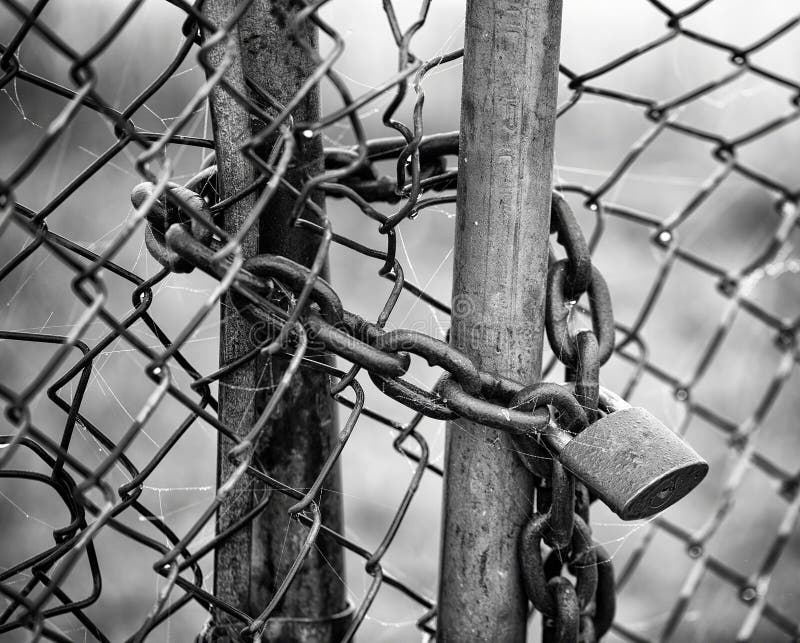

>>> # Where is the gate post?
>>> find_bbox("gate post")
[438,0,563,640]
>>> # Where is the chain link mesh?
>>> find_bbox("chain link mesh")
[0,1,798,641]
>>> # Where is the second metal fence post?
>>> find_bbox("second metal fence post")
[438,0,563,640]
[203,1,348,640]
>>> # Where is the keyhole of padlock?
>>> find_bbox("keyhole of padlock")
[650,478,676,509]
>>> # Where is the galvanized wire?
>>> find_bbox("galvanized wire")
[0,1,798,641]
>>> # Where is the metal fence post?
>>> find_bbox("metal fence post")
[203,1,347,641]
[438,0,563,640]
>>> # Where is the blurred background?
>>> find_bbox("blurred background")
[0,0,798,641]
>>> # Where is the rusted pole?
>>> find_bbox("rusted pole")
[203,2,347,641]
[438,0,563,641]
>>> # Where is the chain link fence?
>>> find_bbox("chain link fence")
[0,0,798,641]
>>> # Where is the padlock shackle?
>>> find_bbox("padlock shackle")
[510,382,589,435]
[563,381,632,414]
[596,386,632,413]
[545,418,572,452]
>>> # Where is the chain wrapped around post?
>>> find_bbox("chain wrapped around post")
[131,165,705,642]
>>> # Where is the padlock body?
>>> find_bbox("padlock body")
[557,407,708,520]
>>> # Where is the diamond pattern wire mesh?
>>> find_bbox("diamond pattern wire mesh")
[0,1,798,641]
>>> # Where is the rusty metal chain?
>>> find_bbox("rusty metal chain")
[134,174,643,643]
[136,177,567,434]
[130,172,619,642]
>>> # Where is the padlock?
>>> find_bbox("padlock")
[512,384,708,520]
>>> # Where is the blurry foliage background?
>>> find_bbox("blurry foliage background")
[1,1,799,641]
